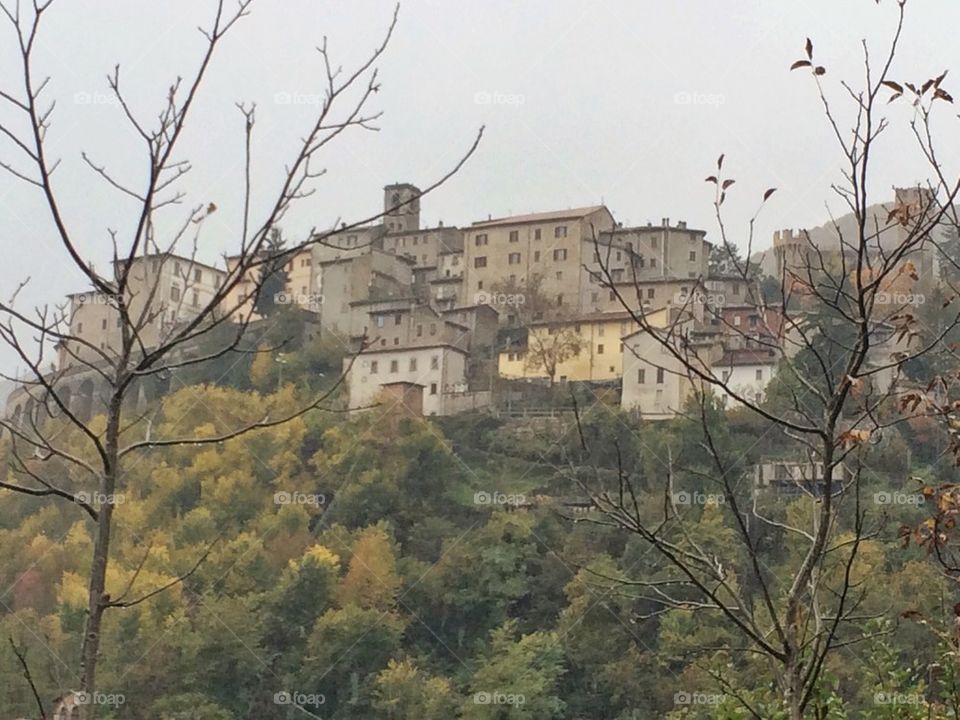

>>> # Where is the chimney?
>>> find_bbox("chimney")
[678,220,687,229]
[662,217,669,227]
[438,220,443,227]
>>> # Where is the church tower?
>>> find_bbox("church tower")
[383,182,421,233]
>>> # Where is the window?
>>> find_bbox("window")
[597,344,604,354]
[638,368,646,384]
[394,337,400,345]
[597,324,605,336]
[555,271,562,280]
[556,294,563,306]
[509,230,519,243]
[591,292,599,302]
[430,355,439,369]
[410,358,418,371]
[655,389,664,404]
[554,225,568,238]
[609,290,616,301]
[656,367,665,384]
[370,360,379,374]
[475,234,488,247]
[192,289,199,307]
[394,313,402,326]
[553,248,568,261]
[756,368,763,381]
[749,316,758,327]
[474,257,487,268]
[429,323,437,336]
[734,316,742,327]
[733,283,741,296]
[534,251,541,262]
[170,285,181,301]
[376,316,385,328]
[101,318,107,330]
[650,258,657,267]
[478,280,484,289]
[194,268,202,282]
[689,251,697,262]
[651,237,658,249]
[534,228,542,240]
[647,288,655,299]
[722,370,730,382]
[508,253,521,265]
[430,383,438,395]
[416,324,423,337]
[77,322,83,332]
[390,360,399,373]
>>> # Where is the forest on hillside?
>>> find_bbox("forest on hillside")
[1,312,960,719]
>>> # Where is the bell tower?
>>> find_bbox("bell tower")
[383,182,421,233]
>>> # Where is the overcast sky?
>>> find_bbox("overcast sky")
[1,0,958,376]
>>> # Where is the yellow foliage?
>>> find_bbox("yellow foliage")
[249,345,274,388]
[337,527,400,611]
[58,571,89,609]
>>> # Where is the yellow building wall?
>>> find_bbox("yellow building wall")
[499,309,667,382]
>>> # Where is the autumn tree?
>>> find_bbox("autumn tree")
[577,2,960,717]
[0,2,480,717]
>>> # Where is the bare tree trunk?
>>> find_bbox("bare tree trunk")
[78,392,121,720]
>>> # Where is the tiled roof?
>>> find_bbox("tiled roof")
[470,205,607,228]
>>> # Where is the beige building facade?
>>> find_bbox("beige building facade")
[60,254,226,368]
[462,206,615,319]
[621,317,723,419]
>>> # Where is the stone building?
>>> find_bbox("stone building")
[58,253,226,368]
[621,312,724,419]
[461,206,615,319]
[598,218,711,281]
[222,246,317,323]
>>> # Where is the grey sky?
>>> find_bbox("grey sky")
[1,0,958,375]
